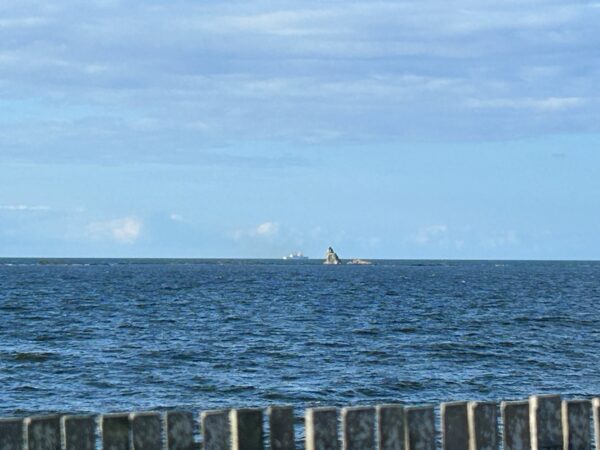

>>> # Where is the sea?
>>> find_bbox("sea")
[0,258,599,417]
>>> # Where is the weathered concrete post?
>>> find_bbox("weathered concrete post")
[441,402,469,450]
[0,418,24,450]
[341,406,375,450]
[530,395,563,450]
[305,407,339,450]
[230,408,263,450]
[561,400,590,450]
[267,406,295,450]
[467,402,497,450]
[404,406,436,450]
[130,412,162,450]
[501,401,530,450]
[101,413,131,450]
[202,409,231,450]
[165,411,195,450]
[1,397,599,450]
[26,415,61,450]
[376,404,405,450]
[61,415,96,450]
[592,399,600,450]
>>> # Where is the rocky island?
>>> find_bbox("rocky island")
[324,246,342,264]
[347,259,372,265]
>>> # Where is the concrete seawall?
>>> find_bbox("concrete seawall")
[0,395,598,450]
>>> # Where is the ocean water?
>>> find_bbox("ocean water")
[0,258,599,416]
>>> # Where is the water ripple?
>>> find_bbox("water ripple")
[0,259,599,415]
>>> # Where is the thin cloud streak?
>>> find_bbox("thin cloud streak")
[0,204,51,211]
[466,97,587,112]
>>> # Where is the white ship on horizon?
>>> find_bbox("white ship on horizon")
[283,252,309,260]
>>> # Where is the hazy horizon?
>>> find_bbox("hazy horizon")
[2,256,600,262]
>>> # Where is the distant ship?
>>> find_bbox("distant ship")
[283,252,309,260]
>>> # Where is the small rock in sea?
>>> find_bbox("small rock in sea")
[324,246,342,264]
[347,259,373,265]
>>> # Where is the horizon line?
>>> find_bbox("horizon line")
[1,256,599,262]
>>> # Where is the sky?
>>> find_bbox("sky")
[1,0,599,259]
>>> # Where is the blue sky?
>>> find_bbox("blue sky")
[1,0,599,259]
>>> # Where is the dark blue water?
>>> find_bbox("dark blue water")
[1,259,599,416]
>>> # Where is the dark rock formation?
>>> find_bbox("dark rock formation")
[324,246,342,265]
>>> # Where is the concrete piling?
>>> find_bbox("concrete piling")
[0,395,597,450]
[561,400,591,450]
[467,402,497,450]
[165,411,195,450]
[441,402,469,450]
[130,412,162,450]
[230,408,263,450]
[530,395,563,450]
[501,401,530,450]
[405,406,436,450]
[25,415,61,450]
[592,399,600,450]
[267,406,294,450]
[341,406,375,450]
[377,404,405,450]
[101,413,131,450]
[61,415,96,450]
[305,407,339,450]
[0,418,24,450]
[202,409,231,450]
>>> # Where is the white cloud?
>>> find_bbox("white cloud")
[466,97,586,112]
[87,216,142,244]
[415,224,448,244]
[255,221,279,236]
[232,221,280,240]
[217,10,337,37]
[1,0,599,159]
[169,213,184,222]
[0,204,51,211]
